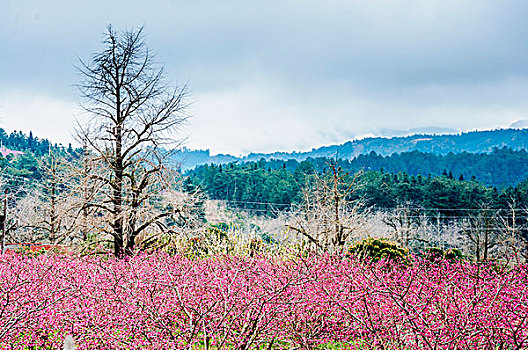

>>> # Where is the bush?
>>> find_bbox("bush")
[425,247,464,262]
[348,238,408,262]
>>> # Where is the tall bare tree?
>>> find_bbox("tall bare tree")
[287,163,366,253]
[76,25,189,256]
[496,199,528,263]
[460,205,503,262]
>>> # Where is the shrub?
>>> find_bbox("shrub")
[348,238,408,262]
[425,247,464,261]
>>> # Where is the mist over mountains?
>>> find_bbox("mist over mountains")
[175,128,528,171]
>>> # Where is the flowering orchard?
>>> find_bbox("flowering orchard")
[0,253,527,349]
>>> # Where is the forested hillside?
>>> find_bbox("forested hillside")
[190,147,528,194]
[348,148,528,187]
[305,128,528,159]
[176,128,528,170]
[0,128,79,189]
[189,157,528,214]
[266,147,528,188]
[0,128,53,156]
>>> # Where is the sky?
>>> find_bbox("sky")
[1,0,528,156]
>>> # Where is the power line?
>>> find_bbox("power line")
[2,172,528,216]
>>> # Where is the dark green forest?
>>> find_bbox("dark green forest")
[191,147,528,189]
[0,128,78,191]
[3,128,528,219]
[0,129,52,156]
[189,155,528,215]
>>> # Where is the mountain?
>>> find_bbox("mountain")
[510,120,528,129]
[376,126,459,137]
[174,128,528,171]
[171,148,239,170]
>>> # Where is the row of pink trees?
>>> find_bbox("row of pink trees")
[1,253,527,349]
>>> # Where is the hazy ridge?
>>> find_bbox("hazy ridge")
[176,128,528,171]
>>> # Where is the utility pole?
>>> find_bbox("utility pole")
[1,189,8,254]
[49,146,57,243]
[82,142,89,241]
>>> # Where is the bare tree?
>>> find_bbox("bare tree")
[382,203,423,248]
[35,151,80,243]
[6,151,82,246]
[287,163,366,253]
[460,205,504,262]
[496,199,528,263]
[76,25,189,256]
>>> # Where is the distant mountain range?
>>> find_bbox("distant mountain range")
[174,128,528,171]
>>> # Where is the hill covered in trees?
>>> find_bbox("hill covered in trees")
[0,128,79,189]
[175,128,528,170]
[191,147,528,189]
[189,156,528,215]
[0,129,52,156]
[4,127,527,190]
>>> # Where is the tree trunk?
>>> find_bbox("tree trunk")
[113,89,124,257]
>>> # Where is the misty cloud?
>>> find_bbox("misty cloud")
[2,0,528,154]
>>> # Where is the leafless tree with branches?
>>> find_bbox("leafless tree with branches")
[287,163,367,253]
[76,25,190,256]
[459,205,504,262]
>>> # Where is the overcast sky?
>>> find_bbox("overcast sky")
[1,0,528,155]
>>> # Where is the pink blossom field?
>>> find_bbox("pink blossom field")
[0,253,527,349]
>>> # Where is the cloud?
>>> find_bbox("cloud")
[2,0,528,154]
[188,76,528,155]
[0,92,78,145]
